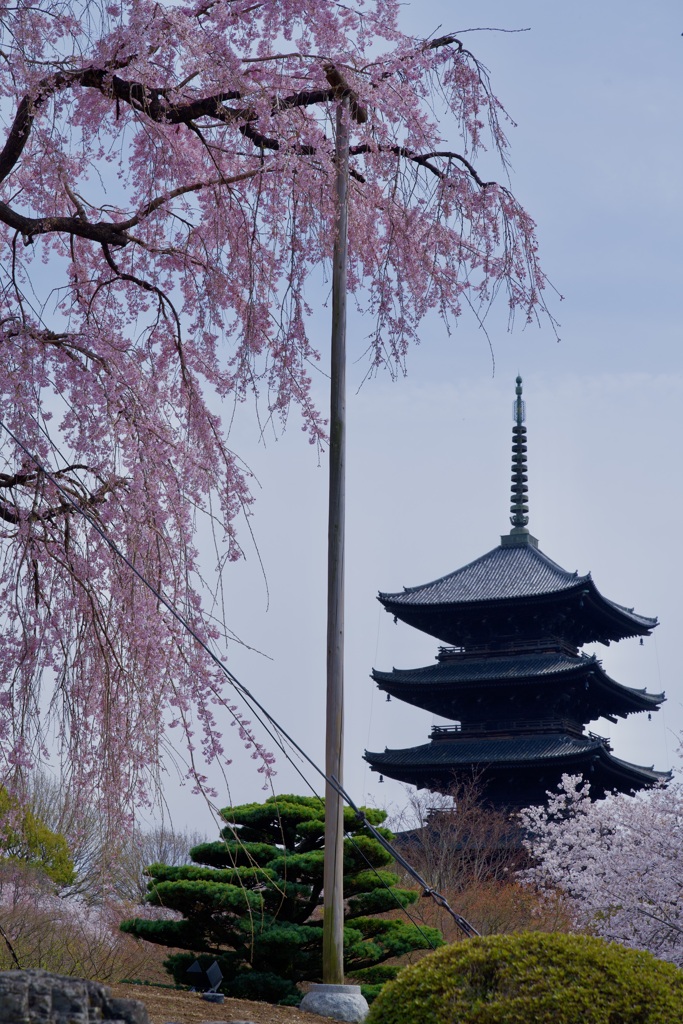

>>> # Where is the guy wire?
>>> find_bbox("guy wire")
[0,418,478,939]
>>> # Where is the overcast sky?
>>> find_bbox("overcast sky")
[160,0,683,835]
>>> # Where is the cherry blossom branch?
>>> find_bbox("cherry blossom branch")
[0,200,130,246]
[99,242,186,378]
[349,144,496,187]
[0,0,553,830]
[117,168,269,231]
[0,469,124,527]
[0,56,140,183]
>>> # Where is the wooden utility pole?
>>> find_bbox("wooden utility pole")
[322,97,349,987]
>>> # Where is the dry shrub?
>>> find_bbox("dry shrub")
[410,877,572,943]
[389,782,573,942]
[0,862,174,982]
[0,773,209,984]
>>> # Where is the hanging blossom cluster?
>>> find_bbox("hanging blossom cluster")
[521,775,683,966]
[0,0,551,826]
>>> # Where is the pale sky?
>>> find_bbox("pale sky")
[158,0,683,834]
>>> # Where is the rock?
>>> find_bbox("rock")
[103,996,149,1024]
[0,970,149,1024]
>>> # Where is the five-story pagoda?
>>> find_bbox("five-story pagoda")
[364,378,669,808]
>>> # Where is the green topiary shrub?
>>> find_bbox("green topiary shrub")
[366,932,683,1024]
[122,794,442,1004]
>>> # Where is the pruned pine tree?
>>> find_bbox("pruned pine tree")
[121,794,442,1004]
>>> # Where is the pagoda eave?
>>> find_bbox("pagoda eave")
[380,580,656,648]
[371,653,665,721]
[364,733,670,808]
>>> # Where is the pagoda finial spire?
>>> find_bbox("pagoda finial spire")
[510,375,529,532]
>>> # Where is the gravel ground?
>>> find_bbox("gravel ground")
[108,983,345,1024]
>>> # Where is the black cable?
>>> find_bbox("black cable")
[337,779,479,938]
[0,418,479,939]
[339,820,443,950]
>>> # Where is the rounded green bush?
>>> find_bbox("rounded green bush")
[366,932,683,1024]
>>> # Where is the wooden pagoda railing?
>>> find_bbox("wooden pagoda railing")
[430,719,611,747]
[436,637,581,660]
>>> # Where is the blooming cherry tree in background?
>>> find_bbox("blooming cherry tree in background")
[521,775,683,965]
[0,0,550,827]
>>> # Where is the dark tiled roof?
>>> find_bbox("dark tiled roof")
[372,651,665,708]
[364,734,668,784]
[374,651,589,684]
[607,751,671,783]
[366,732,603,767]
[380,543,583,605]
[378,540,657,635]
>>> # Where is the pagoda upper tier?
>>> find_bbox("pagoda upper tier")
[378,532,657,650]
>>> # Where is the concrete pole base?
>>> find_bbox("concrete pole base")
[300,983,369,1022]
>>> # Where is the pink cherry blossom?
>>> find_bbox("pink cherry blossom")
[0,0,551,828]
[521,774,683,965]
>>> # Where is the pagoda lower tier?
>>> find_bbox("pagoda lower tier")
[364,724,671,809]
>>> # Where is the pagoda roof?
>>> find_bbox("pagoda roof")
[372,651,664,718]
[378,536,657,647]
[366,732,648,770]
[382,541,582,607]
[364,731,670,803]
